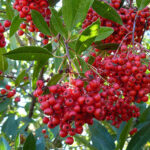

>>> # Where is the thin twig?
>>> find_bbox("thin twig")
[140,20,148,43]
[15,34,25,46]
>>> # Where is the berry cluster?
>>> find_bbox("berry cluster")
[34,51,150,144]
[0,20,11,48]
[83,5,150,45]
[0,83,20,102]
[13,0,51,44]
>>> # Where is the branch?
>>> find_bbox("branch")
[140,20,148,43]
[25,66,45,131]
[132,12,139,47]
[15,34,25,46]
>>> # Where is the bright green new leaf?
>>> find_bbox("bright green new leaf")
[76,19,100,54]
[0,137,11,150]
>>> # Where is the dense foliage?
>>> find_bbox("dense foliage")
[0,0,150,149]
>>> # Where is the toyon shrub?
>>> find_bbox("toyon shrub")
[0,0,150,149]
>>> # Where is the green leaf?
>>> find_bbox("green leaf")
[4,46,53,61]
[76,19,100,54]
[10,15,23,37]
[23,133,36,150]
[0,100,11,113]
[75,135,96,150]
[77,56,89,73]
[62,0,94,30]
[0,48,8,72]
[15,70,28,86]
[89,120,115,150]
[95,27,114,41]
[6,0,14,20]
[50,8,68,38]
[138,106,150,123]
[0,137,11,150]
[136,0,150,10]
[49,19,58,36]
[31,10,51,36]
[88,55,95,65]
[15,134,20,150]
[127,122,150,150]
[47,74,63,86]
[116,119,133,150]
[95,43,119,50]
[43,43,52,52]
[92,0,123,25]
[2,116,20,140]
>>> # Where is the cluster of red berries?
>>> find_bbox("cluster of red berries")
[34,51,150,144]
[13,0,51,44]
[0,84,20,102]
[130,127,138,135]
[83,5,150,45]
[0,20,11,48]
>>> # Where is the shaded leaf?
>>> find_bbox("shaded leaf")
[95,43,119,50]
[77,56,89,73]
[92,0,123,25]
[23,133,36,150]
[127,122,150,150]
[89,120,115,150]
[10,15,23,37]
[116,119,133,150]
[0,48,8,72]
[4,46,53,61]
[31,10,51,36]
[15,70,28,86]
[47,74,63,86]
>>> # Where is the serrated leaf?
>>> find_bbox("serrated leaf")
[62,0,94,30]
[15,70,28,86]
[0,48,8,72]
[127,122,150,150]
[4,46,53,61]
[0,137,11,150]
[76,19,100,54]
[47,74,63,86]
[95,43,119,50]
[31,10,51,36]
[50,8,67,38]
[77,56,89,73]
[92,0,123,25]
[2,116,20,140]
[89,120,115,150]
[23,133,36,150]
[95,27,114,41]
[116,119,133,150]
[136,0,150,10]
[10,15,23,37]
